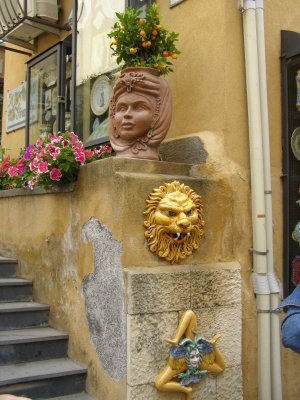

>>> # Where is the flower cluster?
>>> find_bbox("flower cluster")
[0,132,112,191]
[107,3,180,75]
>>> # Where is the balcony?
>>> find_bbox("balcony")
[0,0,69,51]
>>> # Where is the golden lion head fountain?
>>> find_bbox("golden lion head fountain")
[144,181,205,263]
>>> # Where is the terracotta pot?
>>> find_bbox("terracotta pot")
[108,67,172,160]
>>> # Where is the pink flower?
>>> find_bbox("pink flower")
[17,159,24,168]
[1,157,10,172]
[84,149,93,159]
[29,159,37,172]
[36,139,44,148]
[68,132,79,143]
[75,151,85,165]
[50,168,62,181]
[96,148,104,157]
[103,145,112,153]
[62,140,69,147]
[8,166,18,177]
[50,135,62,144]
[28,177,35,190]
[38,161,49,173]
[52,148,60,160]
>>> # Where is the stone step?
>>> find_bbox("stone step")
[0,302,49,330]
[46,393,95,400]
[0,278,33,302]
[0,257,17,278]
[0,358,87,399]
[0,327,69,365]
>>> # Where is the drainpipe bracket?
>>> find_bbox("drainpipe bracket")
[256,309,281,314]
[252,272,271,295]
[238,0,256,13]
[250,248,269,255]
[255,0,264,9]
[267,271,281,294]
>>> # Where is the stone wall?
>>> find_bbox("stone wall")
[0,158,243,399]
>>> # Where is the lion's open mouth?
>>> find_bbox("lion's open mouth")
[171,232,191,243]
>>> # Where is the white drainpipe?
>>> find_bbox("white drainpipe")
[239,1,282,399]
[255,1,282,399]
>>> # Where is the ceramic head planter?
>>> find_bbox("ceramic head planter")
[108,67,172,160]
[144,181,205,263]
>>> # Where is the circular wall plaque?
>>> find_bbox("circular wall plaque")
[90,75,112,116]
[291,127,300,161]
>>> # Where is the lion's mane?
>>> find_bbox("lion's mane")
[144,181,205,264]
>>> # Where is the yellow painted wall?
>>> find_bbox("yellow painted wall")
[1,0,300,399]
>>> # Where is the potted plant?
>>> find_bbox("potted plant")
[107,3,180,160]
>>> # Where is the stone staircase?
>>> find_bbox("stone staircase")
[0,257,94,400]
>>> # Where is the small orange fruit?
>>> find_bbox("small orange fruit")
[151,35,156,40]
[120,26,125,31]
[152,30,158,36]
[161,65,166,71]
[112,39,118,45]
[162,50,169,57]
[172,53,178,59]
[142,42,148,48]
[130,48,137,54]
[139,19,144,25]
[154,64,159,68]
[140,30,146,36]
[156,24,162,30]
[147,41,151,47]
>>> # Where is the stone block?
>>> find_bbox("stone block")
[191,375,217,400]
[216,366,243,400]
[127,375,216,400]
[159,136,208,164]
[191,263,241,309]
[125,266,191,314]
[194,305,242,367]
[127,312,179,386]
[127,383,185,400]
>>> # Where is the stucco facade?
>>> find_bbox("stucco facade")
[0,1,300,399]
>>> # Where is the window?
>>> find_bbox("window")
[26,36,72,145]
[281,30,300,295]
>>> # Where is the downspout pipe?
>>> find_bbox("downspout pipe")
[255,2,282,400]
[239,1,271,399]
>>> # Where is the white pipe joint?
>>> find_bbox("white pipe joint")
[255,0,264,9]
[238,0,256,12]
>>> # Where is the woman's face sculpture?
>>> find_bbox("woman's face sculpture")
[108,68,172,159]
[114,92,155,141]
[189,349,201,368]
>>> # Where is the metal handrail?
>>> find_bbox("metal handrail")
[15,0,25,19]
[0,4,9,31]
[2,0,14,27]
[8,0,21,22]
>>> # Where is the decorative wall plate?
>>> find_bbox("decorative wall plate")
[291,127,300,161]
[90,75,112,116]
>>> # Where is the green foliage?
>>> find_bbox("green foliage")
[107,3,180,75]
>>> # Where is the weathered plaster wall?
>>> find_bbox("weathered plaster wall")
[0,157,242,399]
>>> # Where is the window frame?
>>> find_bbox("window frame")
[281,30,300,296]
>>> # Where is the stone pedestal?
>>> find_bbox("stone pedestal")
[125,263,243,400]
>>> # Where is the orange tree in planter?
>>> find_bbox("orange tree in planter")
[107,3,180,75]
